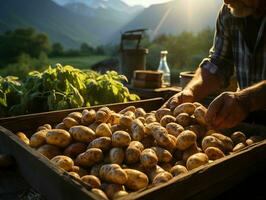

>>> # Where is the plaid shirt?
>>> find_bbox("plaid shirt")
[200,5,266,89]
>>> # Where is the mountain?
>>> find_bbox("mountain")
[118,0,223,40]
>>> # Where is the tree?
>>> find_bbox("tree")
[80,42,94,55]
[95,46,105,55]
[50,42,64,57]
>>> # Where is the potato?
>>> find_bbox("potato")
[63,117,79,129]
[109,147,125,165]
[176,130,197,151]
[110,124,123,133]
[68,172,80,179]
[141,135,156,148]
[186,124,206,139]
[151,147,173,163]
[175,160,186,166]
[108,113,121,125]
[99,164,128,184]
[75,148,103,167]
[148,124,175,150]
[37,144,61,159]
[140,148,158,168]
[233,143,246,152]
[112,191,128,199]
[201,136,224,152]
[194,106,207,125]
[112,131,131,147]
[145,114,157,124]
[37,124,52,131]
[231,131,246,145]
[101,183,125,200]
[186,153,209,170]
[88,137,112,151]
[204,147,225,160]
[72,165,88,177]
[155,108,172,122]
[46,129,72,148]
[96,110,111,123]
[68,112,82,123]
[0,154,14,168]
[182,143,201,161]
[55,122,67,130]
[246,136,263,145]
[119,106,136,114]
[138,117,146,124]
[135,108,146,118]
[125,141,144,164]
[176,113,192,127]
[159,162,174,172]
[63,143,87,158]
[81,175,101,188]
[146,165,165,181]
[152,171,173,185]
[124,111,135,119]
[206,129,217,136]
[69,125,96,143]
[170,165,188,177]
[51,155,74,171]
[119,115,133,128]
[160,115,176,127]
[90,164,103,177]
[81,109,96,125]
[212,133,234,152]
[30,130,47,148]
[173,103,196,116]
[124,169,149,191]
[16,132,30,145]
[91,188,108,200]
[166,123,184,137]
[193,102,203,108]
[131,119,145,141]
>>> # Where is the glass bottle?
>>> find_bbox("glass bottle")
[158,50,170,87]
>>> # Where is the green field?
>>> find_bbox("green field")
[48,55,110,70]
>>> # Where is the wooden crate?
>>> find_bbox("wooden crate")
[0,98,266,200]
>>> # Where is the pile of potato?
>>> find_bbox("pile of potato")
[16,102,264,200]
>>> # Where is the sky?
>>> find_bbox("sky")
[122,0,172,7]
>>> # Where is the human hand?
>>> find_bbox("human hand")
[162,88,194,110]
[205,91,250,129]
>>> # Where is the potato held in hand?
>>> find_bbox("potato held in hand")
[173,103,196,116]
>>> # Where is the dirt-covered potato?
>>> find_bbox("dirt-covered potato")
[176,113,192,127]
[231,131,246,145]
[101,183,125,200]
[68,171,80,179]
[125,141,144,164]
[108,113,121,125]
[69,125,96,143]
[96,110,111,123]
[124,169,149,191]
[211,133,234,153]
[111,131,131,147]
[16,132,30,145]
[185,124,206,139]
[99,164,128,185]
[55,122,67,130]
[63,117,79,129]
[95,123,112,137]
[201,136,224,152]
[233,143,246,152]
[81,175,101,188]
[246,136,264,145]
[72,165,88,177]
[119,115,133,128]
[160,115,176,127]
[109,147,125,165]
[37,124,52,131]
[141,135,156,149]
[146,165,165,181]
[112,191,128,199]
[194,106,207,125]
[30,130,48,148]
[81,109,96,125]
[124,111,135,119]
[119,106,136,114]
[176,130,197,151]
[159,162,174,172]
[186,153,209,170]
[46,129,72,148]
[145,114,157,124]
[88,137,112,151]
[166,123,184,137]
[170,165,188,177]
[152,171,173,185]
[131,119,145,141]
[155,108,172,122]
[37,144,61,159]
[68,112,82,123]
[204,147,225,160]
[63,143,87,158]
[135,108,146,118]
[151,147,173,163]
[182,143,201,161]
[75,148,103,167]
[91,188,108,200]
[140,148,158,168]
[173,103,196,116]
[147,123,175,150]
[90,164,103,177]
[51,155,74,171]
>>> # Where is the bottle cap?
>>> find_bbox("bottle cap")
[160,50,168,55]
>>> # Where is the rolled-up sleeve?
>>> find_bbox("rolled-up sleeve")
[200,5,235,87]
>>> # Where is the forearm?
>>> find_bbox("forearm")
[184,67,223,101]
[237,80,266,112]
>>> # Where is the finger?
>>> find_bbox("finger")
[205,95,224,125]
[212,100,231,127]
